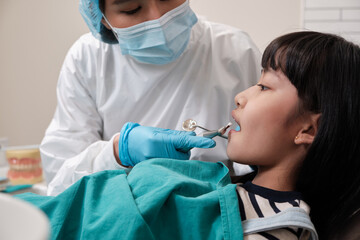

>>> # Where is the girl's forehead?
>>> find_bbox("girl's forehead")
[262,68,287,80]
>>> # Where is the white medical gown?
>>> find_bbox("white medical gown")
[42,18,261,196]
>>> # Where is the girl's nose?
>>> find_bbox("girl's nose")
[234,92,247,109]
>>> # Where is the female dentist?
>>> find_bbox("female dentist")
[41,0,261,196]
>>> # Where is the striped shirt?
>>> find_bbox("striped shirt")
[237,182,311,240]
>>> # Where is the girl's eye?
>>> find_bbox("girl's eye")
[121,6,141,15]
[257,84,270,91]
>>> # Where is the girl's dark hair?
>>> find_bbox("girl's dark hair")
[98,0,118,44]
[262,31,360,239]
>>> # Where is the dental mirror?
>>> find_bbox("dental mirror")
[182,119,210,132]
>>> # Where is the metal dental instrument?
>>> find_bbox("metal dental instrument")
[182,119,232,139]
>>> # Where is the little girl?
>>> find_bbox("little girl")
[16,31,360,240]
[229,31,360,239]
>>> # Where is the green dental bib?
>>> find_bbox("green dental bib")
[16,159,243,240]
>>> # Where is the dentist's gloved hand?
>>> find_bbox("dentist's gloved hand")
[118,122,216,167]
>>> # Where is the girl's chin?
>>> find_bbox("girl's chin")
[226,151,240,163]
[226,142,240,154]
[227,153,250,165]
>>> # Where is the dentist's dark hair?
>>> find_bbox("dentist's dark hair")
[261,31,360,239]
[99,0,105,11]
[98,0,118,44]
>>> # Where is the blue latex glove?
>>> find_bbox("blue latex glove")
[119,122,216,166]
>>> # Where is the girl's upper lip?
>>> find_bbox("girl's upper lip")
[231,110,240,128]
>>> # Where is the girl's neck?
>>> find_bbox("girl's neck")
[251,150,306,192]
[252,166,298,192]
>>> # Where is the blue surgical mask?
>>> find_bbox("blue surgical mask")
[102,0,198,65]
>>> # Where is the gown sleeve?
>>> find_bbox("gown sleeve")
[40,36,125,196]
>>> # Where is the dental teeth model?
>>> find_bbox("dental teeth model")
[6,148,43,185]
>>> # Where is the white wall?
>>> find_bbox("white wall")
[191,0,303,51]
[303,0,360,45]
[0,0,302,146]
[0,0,88,146]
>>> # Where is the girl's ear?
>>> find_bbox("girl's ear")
[294,113,321,145]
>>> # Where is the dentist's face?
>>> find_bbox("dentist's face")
[227,69,303,167]
[102,0,186,28]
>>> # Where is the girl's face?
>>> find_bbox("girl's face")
[227,69,304,168]
[103,0,186,28]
